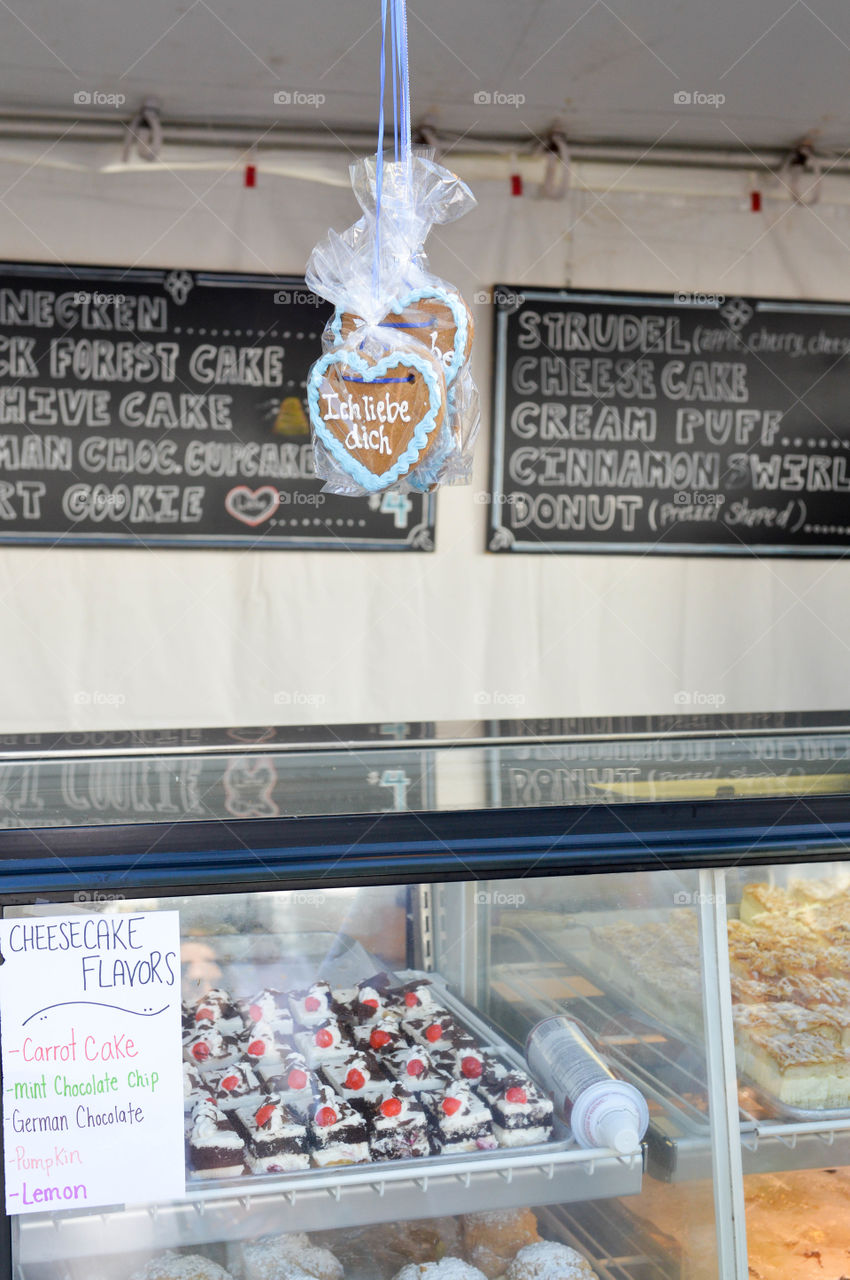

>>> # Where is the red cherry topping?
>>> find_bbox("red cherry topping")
[361,997,379,1010]
[442,1096,462,1116]
[304,995,321,1012]
[506,1086,528,1105]
[288,1069,308,1091]
[195,1007,213,1022]
[247,1039,266,1057]
[255,1103,276,1128]
[316,1105,337,1127]
[344,1068,366,1091]
[407,1058,425,1077]
[249,1003,263,1022]
[315,1028,334,1048]
[192,1042,209,1062]
[370,1028,391,1049]
[381,1096,402,1118]
[461,1055,483,1080]
[425,1023,443,1043]
[404,992,419,1008]
[220,1075,239,1092]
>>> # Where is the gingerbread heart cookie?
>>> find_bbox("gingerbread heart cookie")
[307,342,446,492]
[330,287,473,385]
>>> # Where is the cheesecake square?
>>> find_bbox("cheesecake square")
[233,1094,310,1174]
[308,1086,370,1167]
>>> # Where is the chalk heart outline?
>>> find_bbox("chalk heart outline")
[308,348,443,493]
[332,287,470,386]
[225,485,280,527]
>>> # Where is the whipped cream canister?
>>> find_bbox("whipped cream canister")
[526,1016,648,1153]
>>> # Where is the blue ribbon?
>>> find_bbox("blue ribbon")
[373,0,411,310]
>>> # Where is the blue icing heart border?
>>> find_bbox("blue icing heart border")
[308,348,444,493]
[327,287,470,385]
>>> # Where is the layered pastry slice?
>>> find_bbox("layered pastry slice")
[388,1045,448,1094]
[206,1062,263,1110]
[242,987,295,1038]
[365,1085,432,1160]
[441,1035,486,1083]
[184,1025,239,1071]
[403,1011,455,1050]
[234,1094,310,1173]
[259,1048,320,1115]
[335,973,394,1025]
[390,978,438,1016]
[426,1081,497,1154]
[322,1048,392,1104]
[193,988,244,1034]
[308,1085,370,1166]
[187,1097,245,1178]
[475,1062,554,1147]
[240,1020,288,1071]
[352,1013,409,1058]
[732,1001,843,1045]
[289,980,335,1028]
[734,1026,850,1108]
[294,1018,352,1069]
[811,999,850,1047]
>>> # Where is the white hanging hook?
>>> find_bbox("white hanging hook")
[122,97,163,164]
[540,129,570,200]
[417,122,442,162]
[779,140,822,206]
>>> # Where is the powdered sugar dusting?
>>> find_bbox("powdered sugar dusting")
[506,1241,597,1279]
[394,1259,488,1278]
[129,1252,234,1280]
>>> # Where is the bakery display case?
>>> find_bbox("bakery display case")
[3,714,850,1280]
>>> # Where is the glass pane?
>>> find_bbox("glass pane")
[3,722,850,829]
[434,868,722,1279]
[724,859,850,1278]
[6,873,720,1280]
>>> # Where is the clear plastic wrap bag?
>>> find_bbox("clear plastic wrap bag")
[306,150,478,495]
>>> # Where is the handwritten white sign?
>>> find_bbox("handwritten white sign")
[0,910,184,1214]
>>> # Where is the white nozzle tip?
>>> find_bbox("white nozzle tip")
[612,1127,640,1154]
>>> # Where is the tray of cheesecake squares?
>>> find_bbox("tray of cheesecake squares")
[548,893,850,1125]
[182,967,564,1185]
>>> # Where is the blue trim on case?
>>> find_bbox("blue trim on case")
[4,800,850,897]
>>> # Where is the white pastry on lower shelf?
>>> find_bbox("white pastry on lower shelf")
[393,1261,487,1279]
[504,1241,598,1278]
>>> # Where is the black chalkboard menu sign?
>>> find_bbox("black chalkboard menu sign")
[0,262,435,550]
[489,285,850,555]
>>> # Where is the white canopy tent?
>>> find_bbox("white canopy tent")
[0,0,848,730]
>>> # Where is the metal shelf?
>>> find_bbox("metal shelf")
[489,930,850,1182]
[538,1201,679,1280]
[740,1116,850,1174]
[17,1147,642,1263]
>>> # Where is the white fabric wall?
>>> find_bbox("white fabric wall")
[0,142,848,731]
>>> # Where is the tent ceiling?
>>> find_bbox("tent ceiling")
[1,0,848,154]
